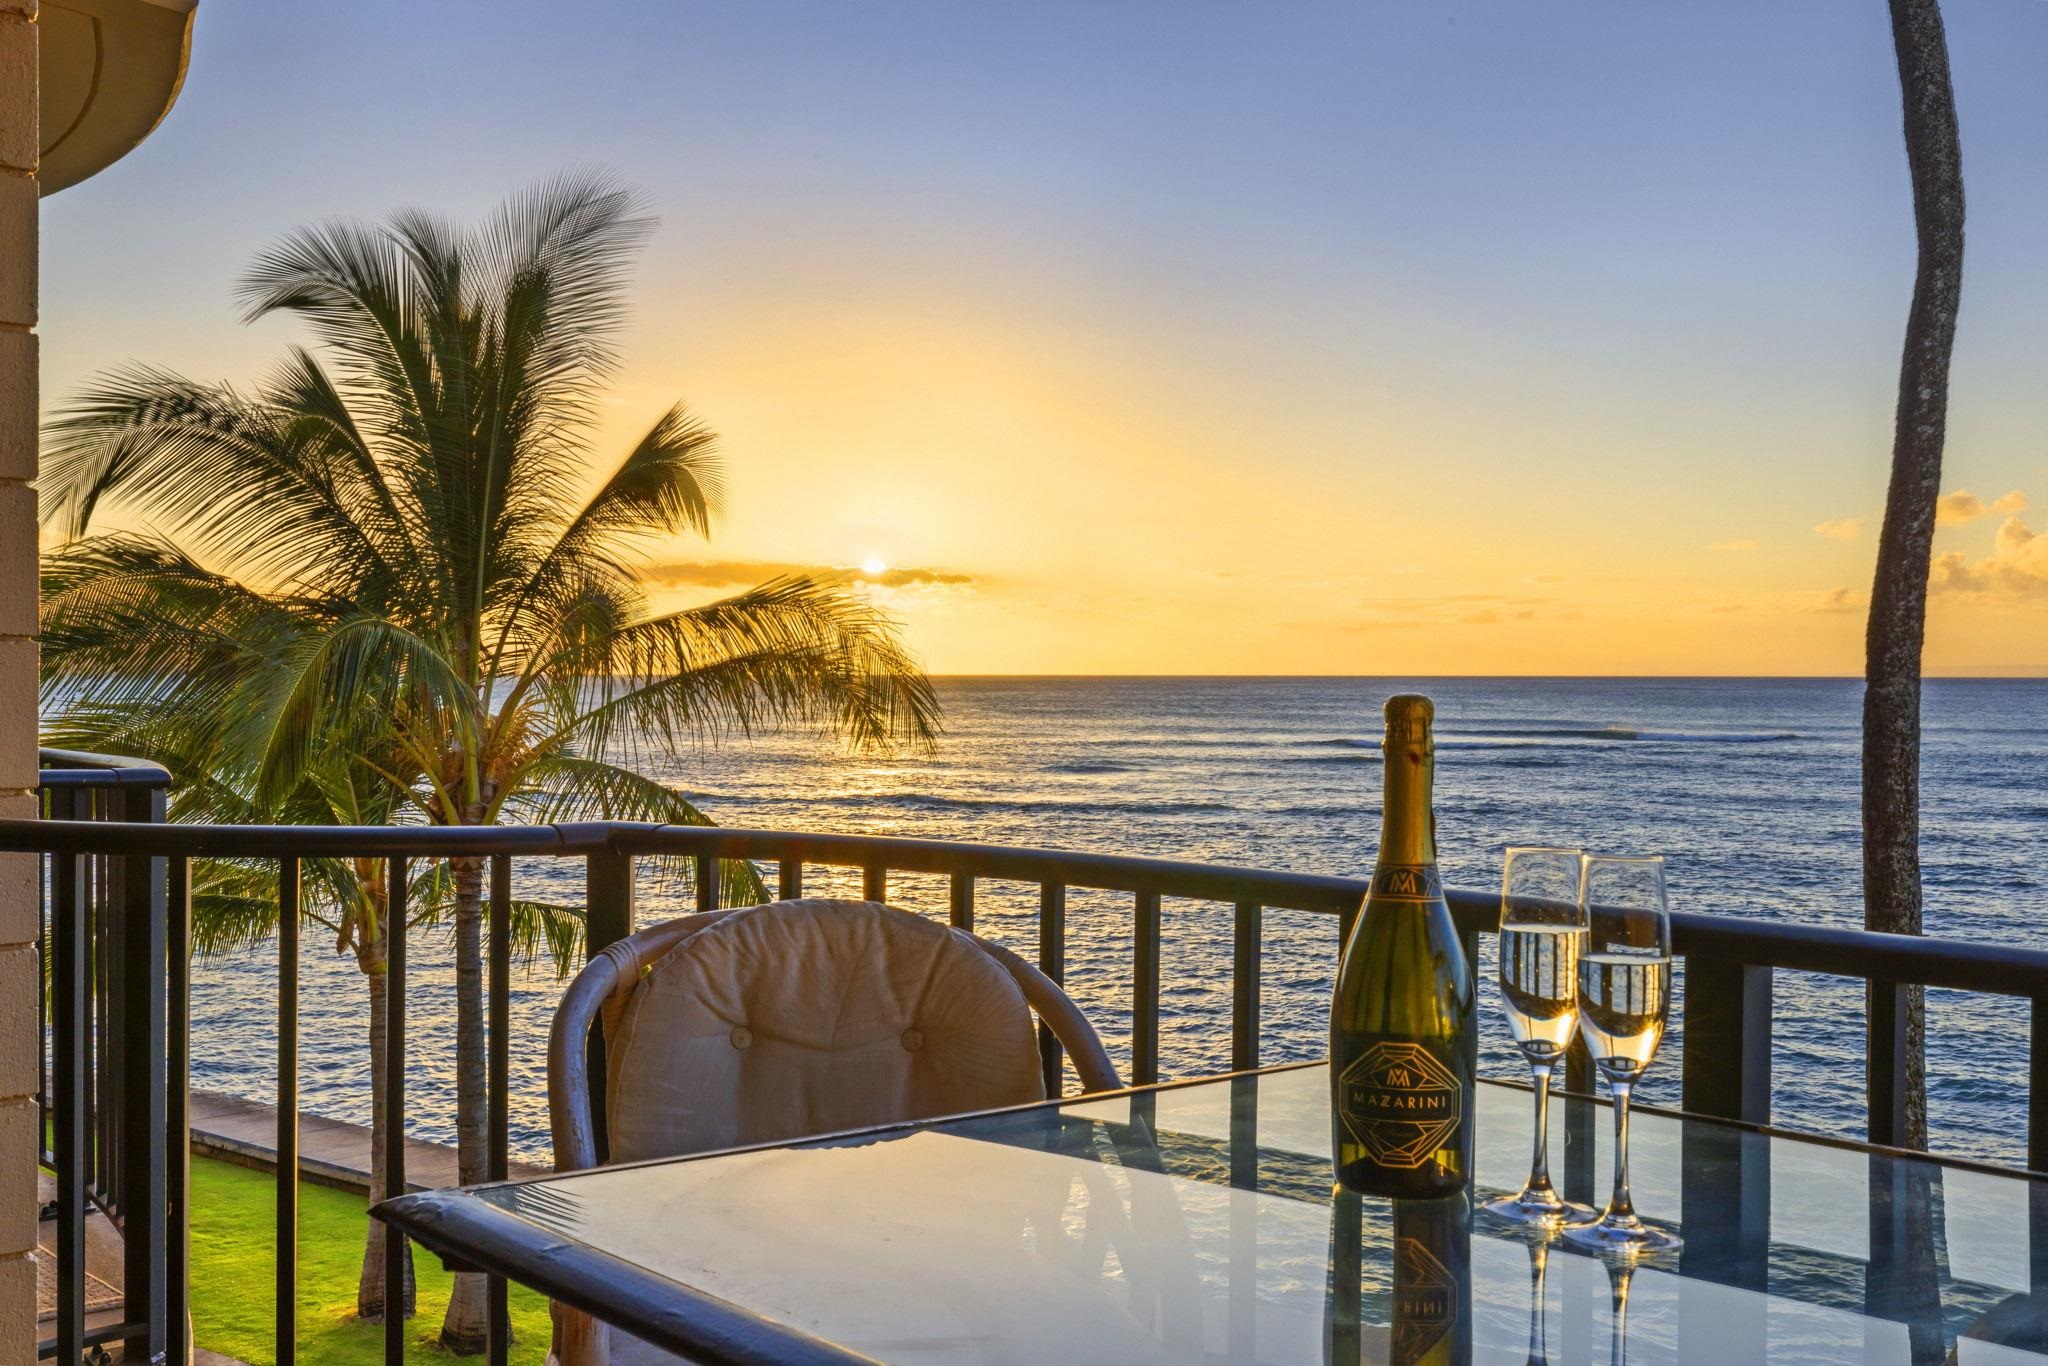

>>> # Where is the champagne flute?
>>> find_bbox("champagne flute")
[1484,847,1595,1227]
[1562,854,1682,1255]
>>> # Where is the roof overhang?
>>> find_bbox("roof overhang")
[37,0,197,196]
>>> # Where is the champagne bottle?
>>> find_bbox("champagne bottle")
[1330,693,1475,1197]
[1389,1192,1473,1366]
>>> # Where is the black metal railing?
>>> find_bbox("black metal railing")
[32,750,171,1366]
[13,803,2048,1363]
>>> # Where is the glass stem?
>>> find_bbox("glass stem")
[1606,1077,1637,1225]
[1525,1060,1555,1197]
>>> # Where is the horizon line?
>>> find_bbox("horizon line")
[919,671,2048,680]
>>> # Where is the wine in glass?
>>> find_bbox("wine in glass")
[1561,854,1682,1255]
[1485,847,1596,1227]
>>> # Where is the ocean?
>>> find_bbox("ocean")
[186,676,2048,1167]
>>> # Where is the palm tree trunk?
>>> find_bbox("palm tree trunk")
[439,849,491,1353]
[1864,0,1964,1152]
[356,926,416,1321]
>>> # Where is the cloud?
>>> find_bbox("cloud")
[1709,539,1759,552]
[643,560,976,590]
[1936,489,2029,528]
[1930,515,2048,599]
[1808,586,1862,614]
[1813,518,1862,542]
[1295,592,1573,632]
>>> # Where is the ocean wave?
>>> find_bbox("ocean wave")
[751,790,1236,817]
[1595,726,1802,743]
[1312,726,1802,749]
[1043,760,1133,774]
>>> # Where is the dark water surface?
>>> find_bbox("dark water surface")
[187,677,2048,1165]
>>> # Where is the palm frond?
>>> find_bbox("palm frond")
[542,576,942,761]
[489,404,723,683]
[497,754,766,905]
[188,859,284,957]
[245,613,477,804]
[39,367,400,595]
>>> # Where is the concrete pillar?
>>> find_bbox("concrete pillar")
[0,0,36,1358]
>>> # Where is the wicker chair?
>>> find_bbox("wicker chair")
[546,897,1121,1365]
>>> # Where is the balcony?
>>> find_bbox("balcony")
[15,750,2048,1363]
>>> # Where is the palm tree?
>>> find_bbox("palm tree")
[40,705,587,1323]
[38,170,941,1351]
[1865,0,1964,1150]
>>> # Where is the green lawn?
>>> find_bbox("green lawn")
[191,1156,553,1364]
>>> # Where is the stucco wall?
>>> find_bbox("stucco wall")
[0,0,36,1356]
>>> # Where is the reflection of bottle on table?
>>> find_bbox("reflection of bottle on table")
[1324,1186,1472,1366]
[1392,1191,1472,1366]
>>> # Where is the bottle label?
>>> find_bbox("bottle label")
[1368,864,1442,902]
[1335,1040,1462,1169]
[1391,1235,1456,1360]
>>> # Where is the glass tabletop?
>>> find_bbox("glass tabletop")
[454,1065,2048,1363]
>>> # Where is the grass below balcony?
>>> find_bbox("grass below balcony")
[191,1155,552,1364]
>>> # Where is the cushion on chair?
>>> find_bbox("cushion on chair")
[604,899,1047,1164]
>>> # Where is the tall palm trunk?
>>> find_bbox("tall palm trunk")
[440,846,492,1352]
[356,907,417,1321]
[1864,0,1964,1151]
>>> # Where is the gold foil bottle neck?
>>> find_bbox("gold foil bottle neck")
[1383,694,1436,748]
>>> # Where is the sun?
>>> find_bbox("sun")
[860,555,888,577]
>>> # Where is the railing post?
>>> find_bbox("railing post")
[1678,951,1775,1345]
[585,850,635,1165]
[276,856,300,1365]
[586,849,636,954]
[1133,890,1161,1086]
[119,782,168,1362]
[1563,1035,1597,1207]
[949,873,973,932]
[863,866,887,902]
[1460,924,1481,1076]
[52,847,86,1365]
[385,855,408,1365]
[2032,995,2048,1176]
[488,854,513,1366]
[778,858,803,901]
[165,857,191,1366]
[1681,957,1773,1124]
[1867,979,1911,1149]
[1231,902,1260,1072]
[694,853,719,912]
[1038,884,1066,1096]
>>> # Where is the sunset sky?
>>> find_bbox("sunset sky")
[38,0,2048,675]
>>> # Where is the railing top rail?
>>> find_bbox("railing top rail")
[36,748,173,789]
[619,823,1377,915]
[5,815,2046,997]
[0,817,621,858]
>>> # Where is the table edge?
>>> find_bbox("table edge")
[376,1185,884,1366]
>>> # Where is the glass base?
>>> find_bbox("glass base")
[1482,1188,1599,1228]
[1559,1214,1683,1256]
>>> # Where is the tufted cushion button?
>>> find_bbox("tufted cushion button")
[900,1027,924,1053]
[729,1026,753,1050]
